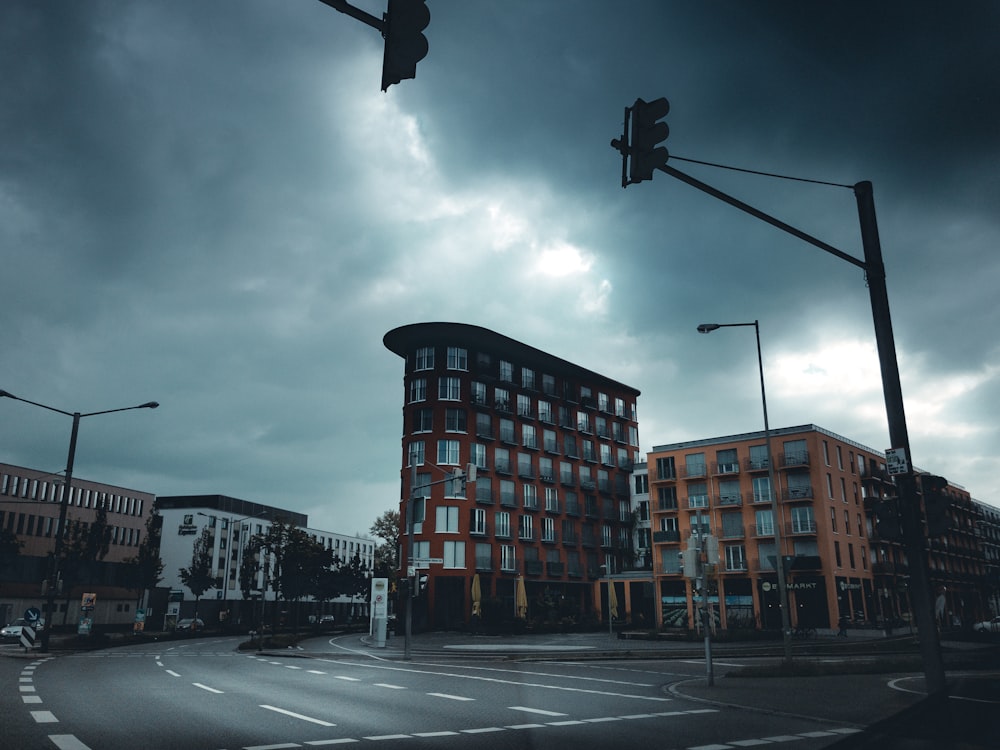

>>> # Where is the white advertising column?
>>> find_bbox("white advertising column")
[371,578,389,648]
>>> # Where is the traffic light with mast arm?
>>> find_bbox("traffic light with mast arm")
[316,0,429,91]
[612,97,670,186]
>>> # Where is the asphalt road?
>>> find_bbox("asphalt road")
[2,631,997,750]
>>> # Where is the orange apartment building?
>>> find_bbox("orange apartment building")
[650,425,900,632]
[647,425,994,633]
[384,322,642,630]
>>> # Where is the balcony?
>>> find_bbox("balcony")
[718,493,742,507]
[475,557,493,571]
[476,488,495,505]
[780,451,810,468]
[546,561,565,576]
[787,520,818,535]
[745,457,770,473]
[713,462,740,476]
[524,560,544,576]
[652,529,681,543]
[784,486,814,502]
[495,460,512,475]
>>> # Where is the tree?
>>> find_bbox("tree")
[57,505,113,624]
[123,509,164,609]
[370,509,399,582]
[178,527,215,629]
[0,527,22,586]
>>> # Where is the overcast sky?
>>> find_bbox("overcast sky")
[2,1,998,538]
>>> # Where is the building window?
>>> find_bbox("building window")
[443,540,466,568]
[409,441,425,466]
[538,400,552,423]
[614,397,625,417]
[791,506,815,533]
[500,418,516,443]
[415,347,434,371]
[542,373,556,395]
[545,487,559,512]
[685,453,706,477]
[521,367,535,389]
[447,347,468,371]
[519,515,533,540]
[413,408,433,433]
[522,424,537,449]
[500,479,516,506]
[834,541,842,567]
[495,511,511,538]
[755,509,774,536]
[656,456,676,480]
[517,453,534,478]
[499,359,513,382]
[523,484,538,510]
[577,411,590,433]
[495,447,511,474]
[830,507,838,532]
[439,376,461,401]
[542,517,556,542]
[539,456,553,481]
[409,378,427,403]
[634,474,649,494]
[543,429,558,454]
[495,387,511,412]
[752,476,772,503]
[436,506,459,533]
[598,392,609,412]
[476,412,492,439]
[500,545,516,571]
[437,440,460,465]
[445,408,467,433]
[725,545,747,571]
[471,508,487,535]
[687,482,708,509]
[471,443,488,470]
[516,394,533,418]
[471,380,487,406]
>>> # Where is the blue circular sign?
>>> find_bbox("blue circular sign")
[24,607,42,623]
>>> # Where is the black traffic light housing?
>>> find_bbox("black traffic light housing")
[874,498,903,542]
[381,0,430,91]
[611,97,670,187]
[921,474,952,537]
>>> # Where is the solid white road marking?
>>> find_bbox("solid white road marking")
[260,705,336,727]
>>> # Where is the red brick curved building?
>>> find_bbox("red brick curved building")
[384,322,641,629]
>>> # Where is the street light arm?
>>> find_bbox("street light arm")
[1,391,158,418]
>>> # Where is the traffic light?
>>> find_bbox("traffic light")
[381,0,430,91]
[874,498,903,542]
[921,474,952,537]
[629,97,670,184]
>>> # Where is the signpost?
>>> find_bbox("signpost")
[20,607,42,650]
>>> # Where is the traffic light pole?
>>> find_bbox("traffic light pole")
[644,163,946,696]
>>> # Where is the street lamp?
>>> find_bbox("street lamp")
[0,389,158,651]
[696,322,793,664]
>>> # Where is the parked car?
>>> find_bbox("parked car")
[175,618,205,633]
[319,614,336,626]
[972,616,1000,633]
[1,618,44,642]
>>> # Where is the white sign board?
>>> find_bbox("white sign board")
[885,447,909,476]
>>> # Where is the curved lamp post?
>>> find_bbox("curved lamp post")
[0,390,158,651]
[696,322,793,664]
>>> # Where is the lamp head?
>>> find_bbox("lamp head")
[696,324,720,334]
[0,390,15,399]
[140,402,160,409]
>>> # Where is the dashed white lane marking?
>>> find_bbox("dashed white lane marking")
[461,727,505,734]
[334,675,361,681]
[303,740,358,746]
[412,731,459,737]
[374,683,406,689]
[363,734,411,741]
[165,669,181,677]
[19,685,36,692]
[48,736,93,750]
[260,705,336,727]
[22,695,43,704]
[307,670,327,675]
[193,683,224,694]
[509,706,567,717]
[31,710,59,723]
[428,692,475,701]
